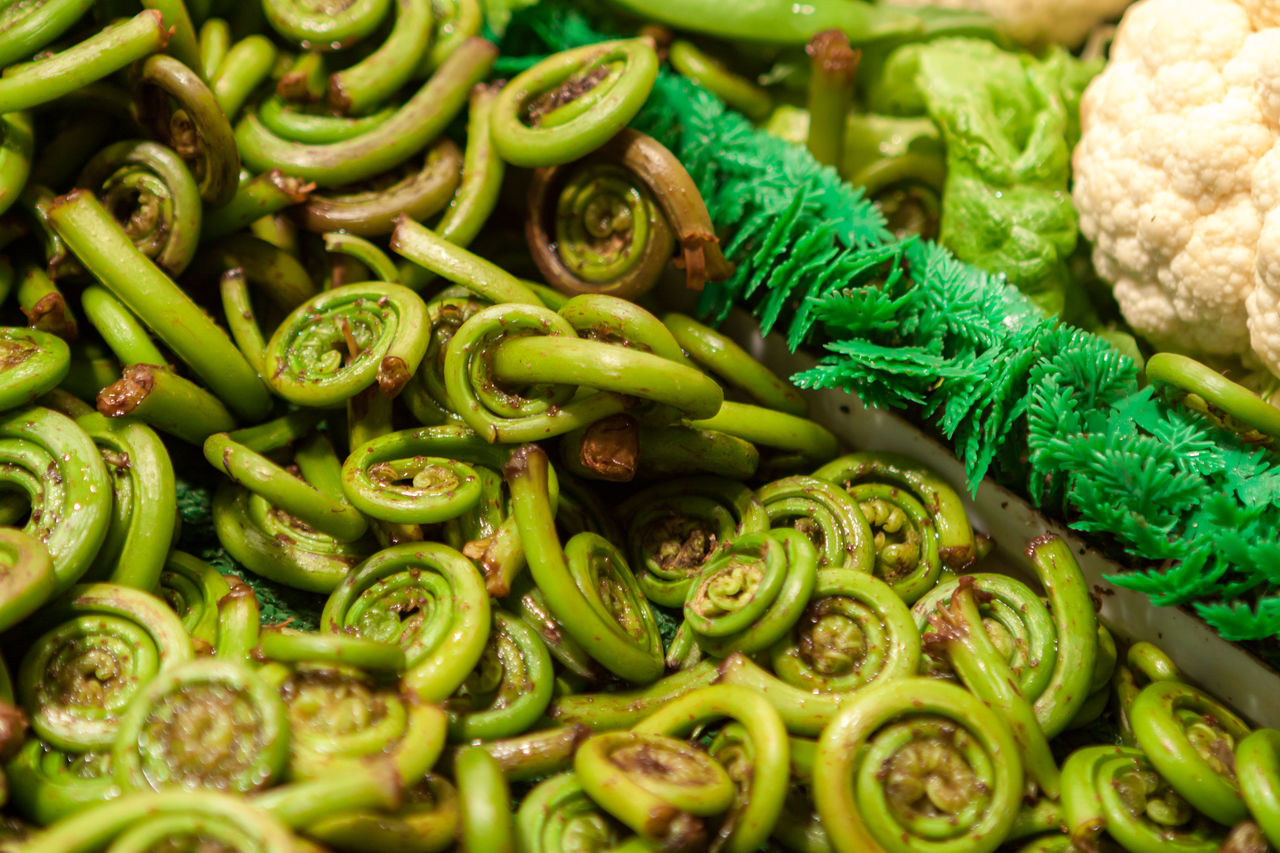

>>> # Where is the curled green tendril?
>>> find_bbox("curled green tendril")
[443,302,628,443]
[112,658,287,794]
[815,676,1024,853]
[1237,729,1280,849]
[5,739,116,825]
[76,140,201,277]
[1061,745,1221,853]
[912,573,1057,700]
[263,0,391,49]
[16,789,301,853]
[527,128,733,297]
[256,96,396,144]
[204,430,368,542]
[327,0,433,116]
[131,53,240,205]
[575,729,735,850]
[1130,680,1252,826]
[545,661,719,733]
[0,11,168,114]
[341,424,510,524]
[1146,352,1280,441]
[447,609,554,741]
[47,190,270,420]
[321,541,490,701]
[507,444,665,684]
[0,528,54,633]
[492,39,658,168]
[683,527,818,657]
[264,281,430,407]
[489,324,724,419]
[306,773,460,852]
[636,684,789,853]
[0,0,95,68]
[847,483,940,604]
[434,83,504,250]
[667,40,773,121]
[19,583,193,751]
[258,629,406,672]
[68,406,176,591]
[277,662,445,781]
[757,475,874,572]
[1025,534,1098,740]
[516,771,651,853]
[815,452,978,570]
[664,312,806,416]
[236,37,496,187]
[420,0,481,74]
[618,476,769,607]
[212,481,371,594]
[79,285,166,370]
[159,551,230,650]
[0,405,111,591]
[922,579,1061,800]
[204,170,313,243]
[300,138,461,237]
[770,568,920,695]
[0,328,68,411]
[690,401,837,469]
[456,746,515,853]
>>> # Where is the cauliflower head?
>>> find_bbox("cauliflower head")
[1073,0,1280,375]
[890,0,1130,45]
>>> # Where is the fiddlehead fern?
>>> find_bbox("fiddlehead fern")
[769,568,920,694]
[456,746,515,853]
[757,475,875,572]
[305,773,460,853]
[0,0,95,68]
[131,53,240,205]
[682,528,818,658]
[18,583,193,750]
[0,528,55,633]
[814,452,978,571]
[912,573,1057,700]
[493,40,658,168]
[527,128,733,297]
[159,551,230,650]
[635,684,790,853]
[446,609,554,741]
[212,481,372,594]
[274,659,446,781]
[326,0,433,115]
[663,312,806,416]
[575,730,736,851]
[1129,680,1252,826]
[1237,729,1280,849]
[321,541,490,701]
[5,740,116,825]
[263,281,430,406]
[516,772,644,853]
[506,444,664,684]
[262,0,391,49]
[813,677,1024,853]
[111,658,288,794]
[341,424,510,524]
[1061,745,1222,853]
[75,140,201,276]
[922,577,1061,799]
[0,405,112,592]
[443,302,629,443]
[0,328,69,411]
[299,138,462,236]
[617,477,769,607]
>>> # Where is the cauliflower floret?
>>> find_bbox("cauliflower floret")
[1072,0,1280,375]
[890,0,1132,46]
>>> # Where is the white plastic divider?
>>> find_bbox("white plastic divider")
[717,309,1280,728]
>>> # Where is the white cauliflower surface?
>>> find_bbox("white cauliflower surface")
[1072,0,1280,374]
[890,0,1130,45]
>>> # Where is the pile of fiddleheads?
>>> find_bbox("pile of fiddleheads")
[0,6,1274,853]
